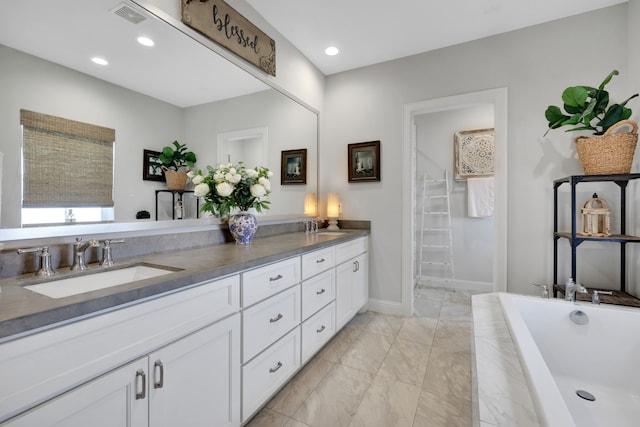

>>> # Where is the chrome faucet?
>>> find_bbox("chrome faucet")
[17,246,55,276]
[99,239,126,267]
[591,290,613,304]
[70,237,99,271]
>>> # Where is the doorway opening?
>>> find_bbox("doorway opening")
[401,88,508,315]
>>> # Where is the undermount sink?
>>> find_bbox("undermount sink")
[316,231,347,236]
[24,263,181,299]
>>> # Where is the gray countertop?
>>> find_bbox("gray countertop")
[0,230,368,342]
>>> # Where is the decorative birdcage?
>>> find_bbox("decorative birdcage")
[579,193,611,237]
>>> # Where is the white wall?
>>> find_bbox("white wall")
[321,4,634,303]
[414,105,494,287]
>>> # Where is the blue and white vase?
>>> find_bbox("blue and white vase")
[228,211,258,244]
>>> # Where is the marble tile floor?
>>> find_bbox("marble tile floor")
[246,286,483,427]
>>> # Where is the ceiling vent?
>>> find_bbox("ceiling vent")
[110,2,147,24]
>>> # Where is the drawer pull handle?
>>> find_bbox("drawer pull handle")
[353,260,359,272]
[270,313,283,323]
[153,360,164,389]
[269,361,283,373]
[316,325,326,333]
[316,258,326,263]
[269,274,283,282]
[135,369,146,400]
[316,288,326,295]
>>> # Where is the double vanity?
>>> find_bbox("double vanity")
[0,229,369,426]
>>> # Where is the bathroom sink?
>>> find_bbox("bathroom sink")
[316,231,347,236]
[24,263,181,299]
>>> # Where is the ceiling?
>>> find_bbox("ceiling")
[246,0,627,75]
[0,0,627,108]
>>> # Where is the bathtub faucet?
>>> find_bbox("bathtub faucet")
[591,290,613,304]
[531,283,549,299]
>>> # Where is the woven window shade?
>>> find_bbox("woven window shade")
[21,109,115,207]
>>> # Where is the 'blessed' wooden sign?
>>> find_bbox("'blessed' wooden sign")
[182,0,276,76]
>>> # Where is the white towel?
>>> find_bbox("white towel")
[467,176,494,218]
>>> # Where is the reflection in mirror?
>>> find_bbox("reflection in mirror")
[217,128,268,167]
[0,0,318,236]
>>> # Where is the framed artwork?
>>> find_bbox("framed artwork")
[143,149,165,182]
[348,141,380,182]
[281,149,307,185]
[454,128,494,180]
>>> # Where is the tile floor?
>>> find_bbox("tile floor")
[246,286,481,427]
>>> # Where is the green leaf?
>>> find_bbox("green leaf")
[562,86,588,107]
[598,70,619,90]
[597,104,624,129]
[545,106,566,122]
[620,93,639,107]
[562,113,583,126]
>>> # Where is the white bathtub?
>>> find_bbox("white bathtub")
[496,293,640,427]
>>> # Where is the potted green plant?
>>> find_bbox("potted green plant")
[544,70,639,175]
[158,140,197,190]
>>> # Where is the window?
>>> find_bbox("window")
[20,109,115,225]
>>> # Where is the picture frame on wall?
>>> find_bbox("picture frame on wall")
[348,140,380,182]
[281,149,307,185]
[143,149,165,182]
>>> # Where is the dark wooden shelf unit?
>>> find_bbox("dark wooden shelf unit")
[553,173,640,298]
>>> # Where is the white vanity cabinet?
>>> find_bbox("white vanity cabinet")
[1,233,369,427]
[0,275,241,426]
[3,315,241,427]
[240,257,302,421]
[335,237,369,330]
[300,247,337,364]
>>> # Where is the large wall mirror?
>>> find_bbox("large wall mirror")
[0,0,318,238]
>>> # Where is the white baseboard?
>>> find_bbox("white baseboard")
[365,298,406,316]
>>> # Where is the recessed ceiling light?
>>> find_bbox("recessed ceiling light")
[137,36,155,47]
[325,46,339,56]
[91,57,108,66]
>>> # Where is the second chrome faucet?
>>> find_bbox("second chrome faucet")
[70,237,99,271]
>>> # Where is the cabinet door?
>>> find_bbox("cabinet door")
[2,358,148,427]
[148,314,241,427]
[336,253,369,330]
[336,259,356,330]
[352,253,368,312]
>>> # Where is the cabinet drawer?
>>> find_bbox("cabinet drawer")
[301,302,336,363]
[242,257,300,307]
[301,246,335,280]
[335,237,368,264]
[242,285,301,362]
[242,326,301,421]
[301,269,335,320]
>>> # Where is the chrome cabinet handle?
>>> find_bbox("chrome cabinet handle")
[270,313,283,323]
[269,274,283,282]
[269,361,283,373]
[316,325,326,333]
[316,288,326,295]
[153,360,164,389]
[135,369,146,400]
[316,258,326,263]
[353,260,358,272]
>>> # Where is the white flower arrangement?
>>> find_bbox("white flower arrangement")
[189,162,272,217]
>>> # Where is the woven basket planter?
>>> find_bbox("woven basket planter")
[575,120,638,175]
[162,166,189,190]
